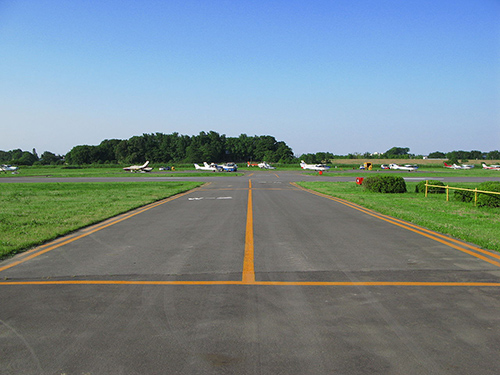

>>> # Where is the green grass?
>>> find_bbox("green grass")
[0,165,244,178]
[297,181,500,252]
[304,167,500,178]
[0,181,202,258]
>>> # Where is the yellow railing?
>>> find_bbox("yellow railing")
[425,181,500,206]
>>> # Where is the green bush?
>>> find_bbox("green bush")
[363,175,407,193]
[454,189,474,203]
[415,180,445,194]
[477,182,500,208]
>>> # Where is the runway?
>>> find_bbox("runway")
[1,171,500,374]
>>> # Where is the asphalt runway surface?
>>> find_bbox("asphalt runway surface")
[1,171,500,374]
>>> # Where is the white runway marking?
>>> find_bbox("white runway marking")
[188,197,233,201]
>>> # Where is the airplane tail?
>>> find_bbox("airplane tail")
[194,163,201,170]
[142,161,150,168]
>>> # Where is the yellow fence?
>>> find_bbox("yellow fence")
[425,181,500,206]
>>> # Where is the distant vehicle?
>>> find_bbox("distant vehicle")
[389,163,417,171]
[444,162,474,170]
[123,161,153,172]
[247,162,259,167]
[482,163,500,170]
[194,162,220,172]
[359,162,372,170]
[300,160,330,171]
[380,164,390,169]
[1,164,18,173]
[220,162,238,172]
[159,166,171,171]
[258,162,275,169]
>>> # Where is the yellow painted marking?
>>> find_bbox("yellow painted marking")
[0,185,207,273]
[273,173,279,178]
[0,280,499,287]
[242,179,255,283]
[292,183,500,268]
[3,180,500,288]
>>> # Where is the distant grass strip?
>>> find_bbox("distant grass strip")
[0,181,202,258]
[297,181,500,252]
[0,166,243,178]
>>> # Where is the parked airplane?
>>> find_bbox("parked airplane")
[482,163,500,170]
[1,164,18,173]
[123,161,153,172]
[194,162,220,172]
[389,163,417,171]
[258,162,275,169]
[220,162,238,172]
[444,162,474,169]
[300,160,330,171]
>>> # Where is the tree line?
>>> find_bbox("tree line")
[65,132,294,165]
[0,149,64,166]
[1,135,499,166]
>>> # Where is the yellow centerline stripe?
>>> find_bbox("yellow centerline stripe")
[1,280,499,287]
[242,179,256,283]
[292,183,500,267]
[0,185,207,273]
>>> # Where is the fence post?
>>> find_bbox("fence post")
[425,180,428,197]
[474,188,478,206]
[446,185,449,201]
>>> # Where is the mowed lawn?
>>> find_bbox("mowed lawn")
[297,181,500,253]
[0,181,202,258]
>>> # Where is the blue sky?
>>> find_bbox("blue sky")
[1,0,499,157]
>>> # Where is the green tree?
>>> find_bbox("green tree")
[384,147,410,158]
[486,150,500,160]
[39,151,63,165]
[428,151,446,158]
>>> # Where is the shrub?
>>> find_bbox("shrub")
[415,180,445,194]
[363,175,406,193]
[454,189,474,203]
[477,182,500,208]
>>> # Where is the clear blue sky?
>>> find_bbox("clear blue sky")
[1,0,499,157]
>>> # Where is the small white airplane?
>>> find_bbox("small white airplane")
[194,162,220,172]
[220,162,238,172]
[258,162,275,169]
[482,163,500,170]
[444,162,474,169]
[1,164,18,173]
[123,161,153,172]
[389,163,417,171]
[300,160,330,171]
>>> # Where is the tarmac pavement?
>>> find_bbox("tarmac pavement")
[1,171,500,374]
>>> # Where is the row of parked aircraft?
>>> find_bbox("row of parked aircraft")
[444,162,500,170]
[482,163,500,170]
[122,160,500,173]
[247,161,276,169]
[300,160,331,171]
[444,162,474,170]
[194,162,238,172]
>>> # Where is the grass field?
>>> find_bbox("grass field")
[0,181,202,258]
[297,180,500,253]
[0,165,243,178]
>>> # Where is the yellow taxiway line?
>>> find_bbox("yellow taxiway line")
[1,179,499,288]
[291,183,500,268]
[242,179,256,283]
[1,280,499,287]
[0,184,208,273]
